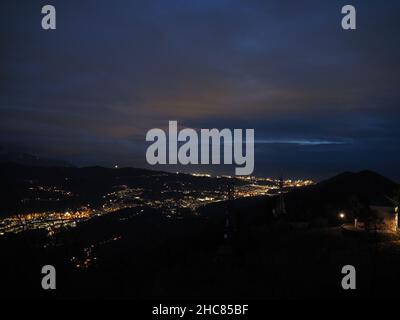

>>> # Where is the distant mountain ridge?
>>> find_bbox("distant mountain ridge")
[0,161,241,217]
[0,160,398,229]
[0,152,74,167]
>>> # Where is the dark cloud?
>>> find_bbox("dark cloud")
[1,0,399,179]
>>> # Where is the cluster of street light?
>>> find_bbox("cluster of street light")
[0,175,314,237]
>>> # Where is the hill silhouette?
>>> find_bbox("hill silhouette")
[1,161,398,225]
[0,152,73,167]
[0,162,241,217]
[200,170,399,228]
[285,170,398,220]
[0,164,399,300]
[312,170,397,200]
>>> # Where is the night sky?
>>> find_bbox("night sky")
[1,0,400,180]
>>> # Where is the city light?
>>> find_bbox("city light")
[0,175,314,237]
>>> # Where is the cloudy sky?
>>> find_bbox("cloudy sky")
[1,0,400,180]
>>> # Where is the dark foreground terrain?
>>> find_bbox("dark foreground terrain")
[1,164,399,300]
[2,206,400,300]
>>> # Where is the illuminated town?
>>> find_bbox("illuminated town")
[0,172,313,237]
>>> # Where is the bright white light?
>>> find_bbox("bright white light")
[339,213,345,219]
